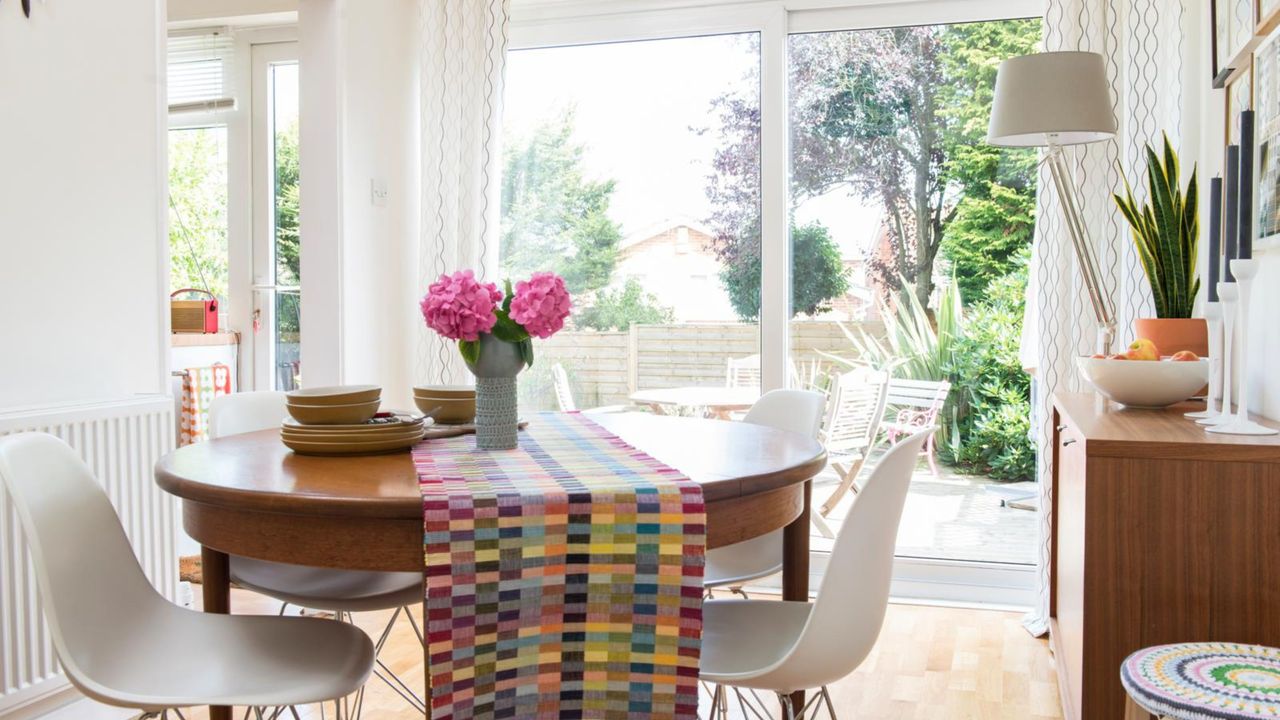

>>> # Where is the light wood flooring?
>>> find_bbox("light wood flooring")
[174,587,1062,720]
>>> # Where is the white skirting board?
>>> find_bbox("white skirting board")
[0,396,177,718]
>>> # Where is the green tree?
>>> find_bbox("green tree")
[501,111,622,294]
[938,19,1041,304]
[575,278,675,331]
[706,19,1041,312]
[718,221,850,320]
[168,128,229,298]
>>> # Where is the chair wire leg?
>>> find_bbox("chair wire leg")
[776,693,796,720]
[821,687,838,719]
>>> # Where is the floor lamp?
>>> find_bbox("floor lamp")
[988,51,1120,355]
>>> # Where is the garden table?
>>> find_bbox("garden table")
[155,412,826,720]
[629,386,761,419]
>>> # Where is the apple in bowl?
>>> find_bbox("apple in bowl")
[1076,340,1208,409]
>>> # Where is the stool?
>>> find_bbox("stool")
[1121,643,1280,719]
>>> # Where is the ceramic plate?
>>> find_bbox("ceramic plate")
[282,428,427,456]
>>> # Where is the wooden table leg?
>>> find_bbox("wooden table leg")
[781,479,812,715]
[201,546,232,720]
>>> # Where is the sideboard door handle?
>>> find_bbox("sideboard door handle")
[1062,438,1077,446]
[1057,424,1068,432]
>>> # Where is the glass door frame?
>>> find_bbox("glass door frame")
[509,0,1043,606]
[250,40,300,391]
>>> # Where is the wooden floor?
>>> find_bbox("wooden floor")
[175,587,1062,720]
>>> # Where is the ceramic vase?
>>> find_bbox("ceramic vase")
[464,334,524,450]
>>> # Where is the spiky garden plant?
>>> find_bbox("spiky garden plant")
[1113,134,1200,318]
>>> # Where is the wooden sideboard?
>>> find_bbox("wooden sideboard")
[1051,392,1280,719]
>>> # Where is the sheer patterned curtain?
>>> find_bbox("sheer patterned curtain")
[1024,0,1187,635]
[416,0,511,386]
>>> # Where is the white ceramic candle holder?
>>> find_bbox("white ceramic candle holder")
[1185,301,1222,419]
[1198,285,1237,426]
[1207,259,1278,435]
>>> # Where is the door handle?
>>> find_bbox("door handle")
[1062,438,1077,446]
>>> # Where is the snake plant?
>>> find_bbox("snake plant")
[1113,134,1200,318]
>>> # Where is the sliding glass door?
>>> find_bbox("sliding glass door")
[787,19,1042,568]
[505,0,1044,603]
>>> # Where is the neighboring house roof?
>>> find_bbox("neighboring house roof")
[618,217,717,253]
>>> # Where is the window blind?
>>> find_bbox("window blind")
[167,28,236,115]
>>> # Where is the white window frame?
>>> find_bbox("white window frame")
[509,0,1044,607]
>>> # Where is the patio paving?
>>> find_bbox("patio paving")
[810,453,1040,566]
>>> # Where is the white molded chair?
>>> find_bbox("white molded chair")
[703,389,827,592]
[550,363,627,414]
[0,433,373,719]
[208,392,426,717]
[701,427,934,719]
[813,367,890,538]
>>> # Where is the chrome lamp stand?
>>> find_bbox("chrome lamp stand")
[1046,142,1118,355]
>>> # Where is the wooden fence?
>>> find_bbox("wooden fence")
[519,320,885,411]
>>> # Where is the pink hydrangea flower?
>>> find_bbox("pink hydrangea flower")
[419,270,502,342]
[509,272,572,339]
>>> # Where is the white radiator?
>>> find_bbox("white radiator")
[0,397,177,716]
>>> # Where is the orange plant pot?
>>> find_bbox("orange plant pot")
[1133,317,1209,358]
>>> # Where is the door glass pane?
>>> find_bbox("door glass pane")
[168,126,229,315]
[502,34,761,415]
[270,61,300,390]
[788,20,1042,565]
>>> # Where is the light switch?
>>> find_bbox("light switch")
[371,178,389,207]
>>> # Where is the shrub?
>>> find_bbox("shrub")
[945,253,1033,481]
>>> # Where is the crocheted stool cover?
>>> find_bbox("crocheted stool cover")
[1121,643,1280,719]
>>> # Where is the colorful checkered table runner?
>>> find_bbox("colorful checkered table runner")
[414,411,706,719]
[1121,643,1280,719]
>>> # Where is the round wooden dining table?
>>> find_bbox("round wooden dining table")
[155,412,827,720]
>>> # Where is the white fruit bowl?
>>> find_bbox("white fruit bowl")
[1075,356,1209,409]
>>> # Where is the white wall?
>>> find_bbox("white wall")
[337,0,419,410]
[0,0,167,411]
[299,0,419,407]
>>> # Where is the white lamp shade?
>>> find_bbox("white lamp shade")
[987,51,1117,147]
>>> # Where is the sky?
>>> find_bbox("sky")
[503,34,883,259]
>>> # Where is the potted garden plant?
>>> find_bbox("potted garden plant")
[1113,134,1206,357]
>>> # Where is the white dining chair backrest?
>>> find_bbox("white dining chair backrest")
[208,391,288,439]
[743,389,827,439]
[754,427,932,692]
[0,433,172,698]
[551,364,578,413]
[823,367,889,455]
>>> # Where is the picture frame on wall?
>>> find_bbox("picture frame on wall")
[1217,0,1262,86]
[1254,27,1280,249]
[1215,0,1234,84]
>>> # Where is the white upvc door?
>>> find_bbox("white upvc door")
[250,41,301,391]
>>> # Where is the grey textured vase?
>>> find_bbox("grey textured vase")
[464,334,524,450]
